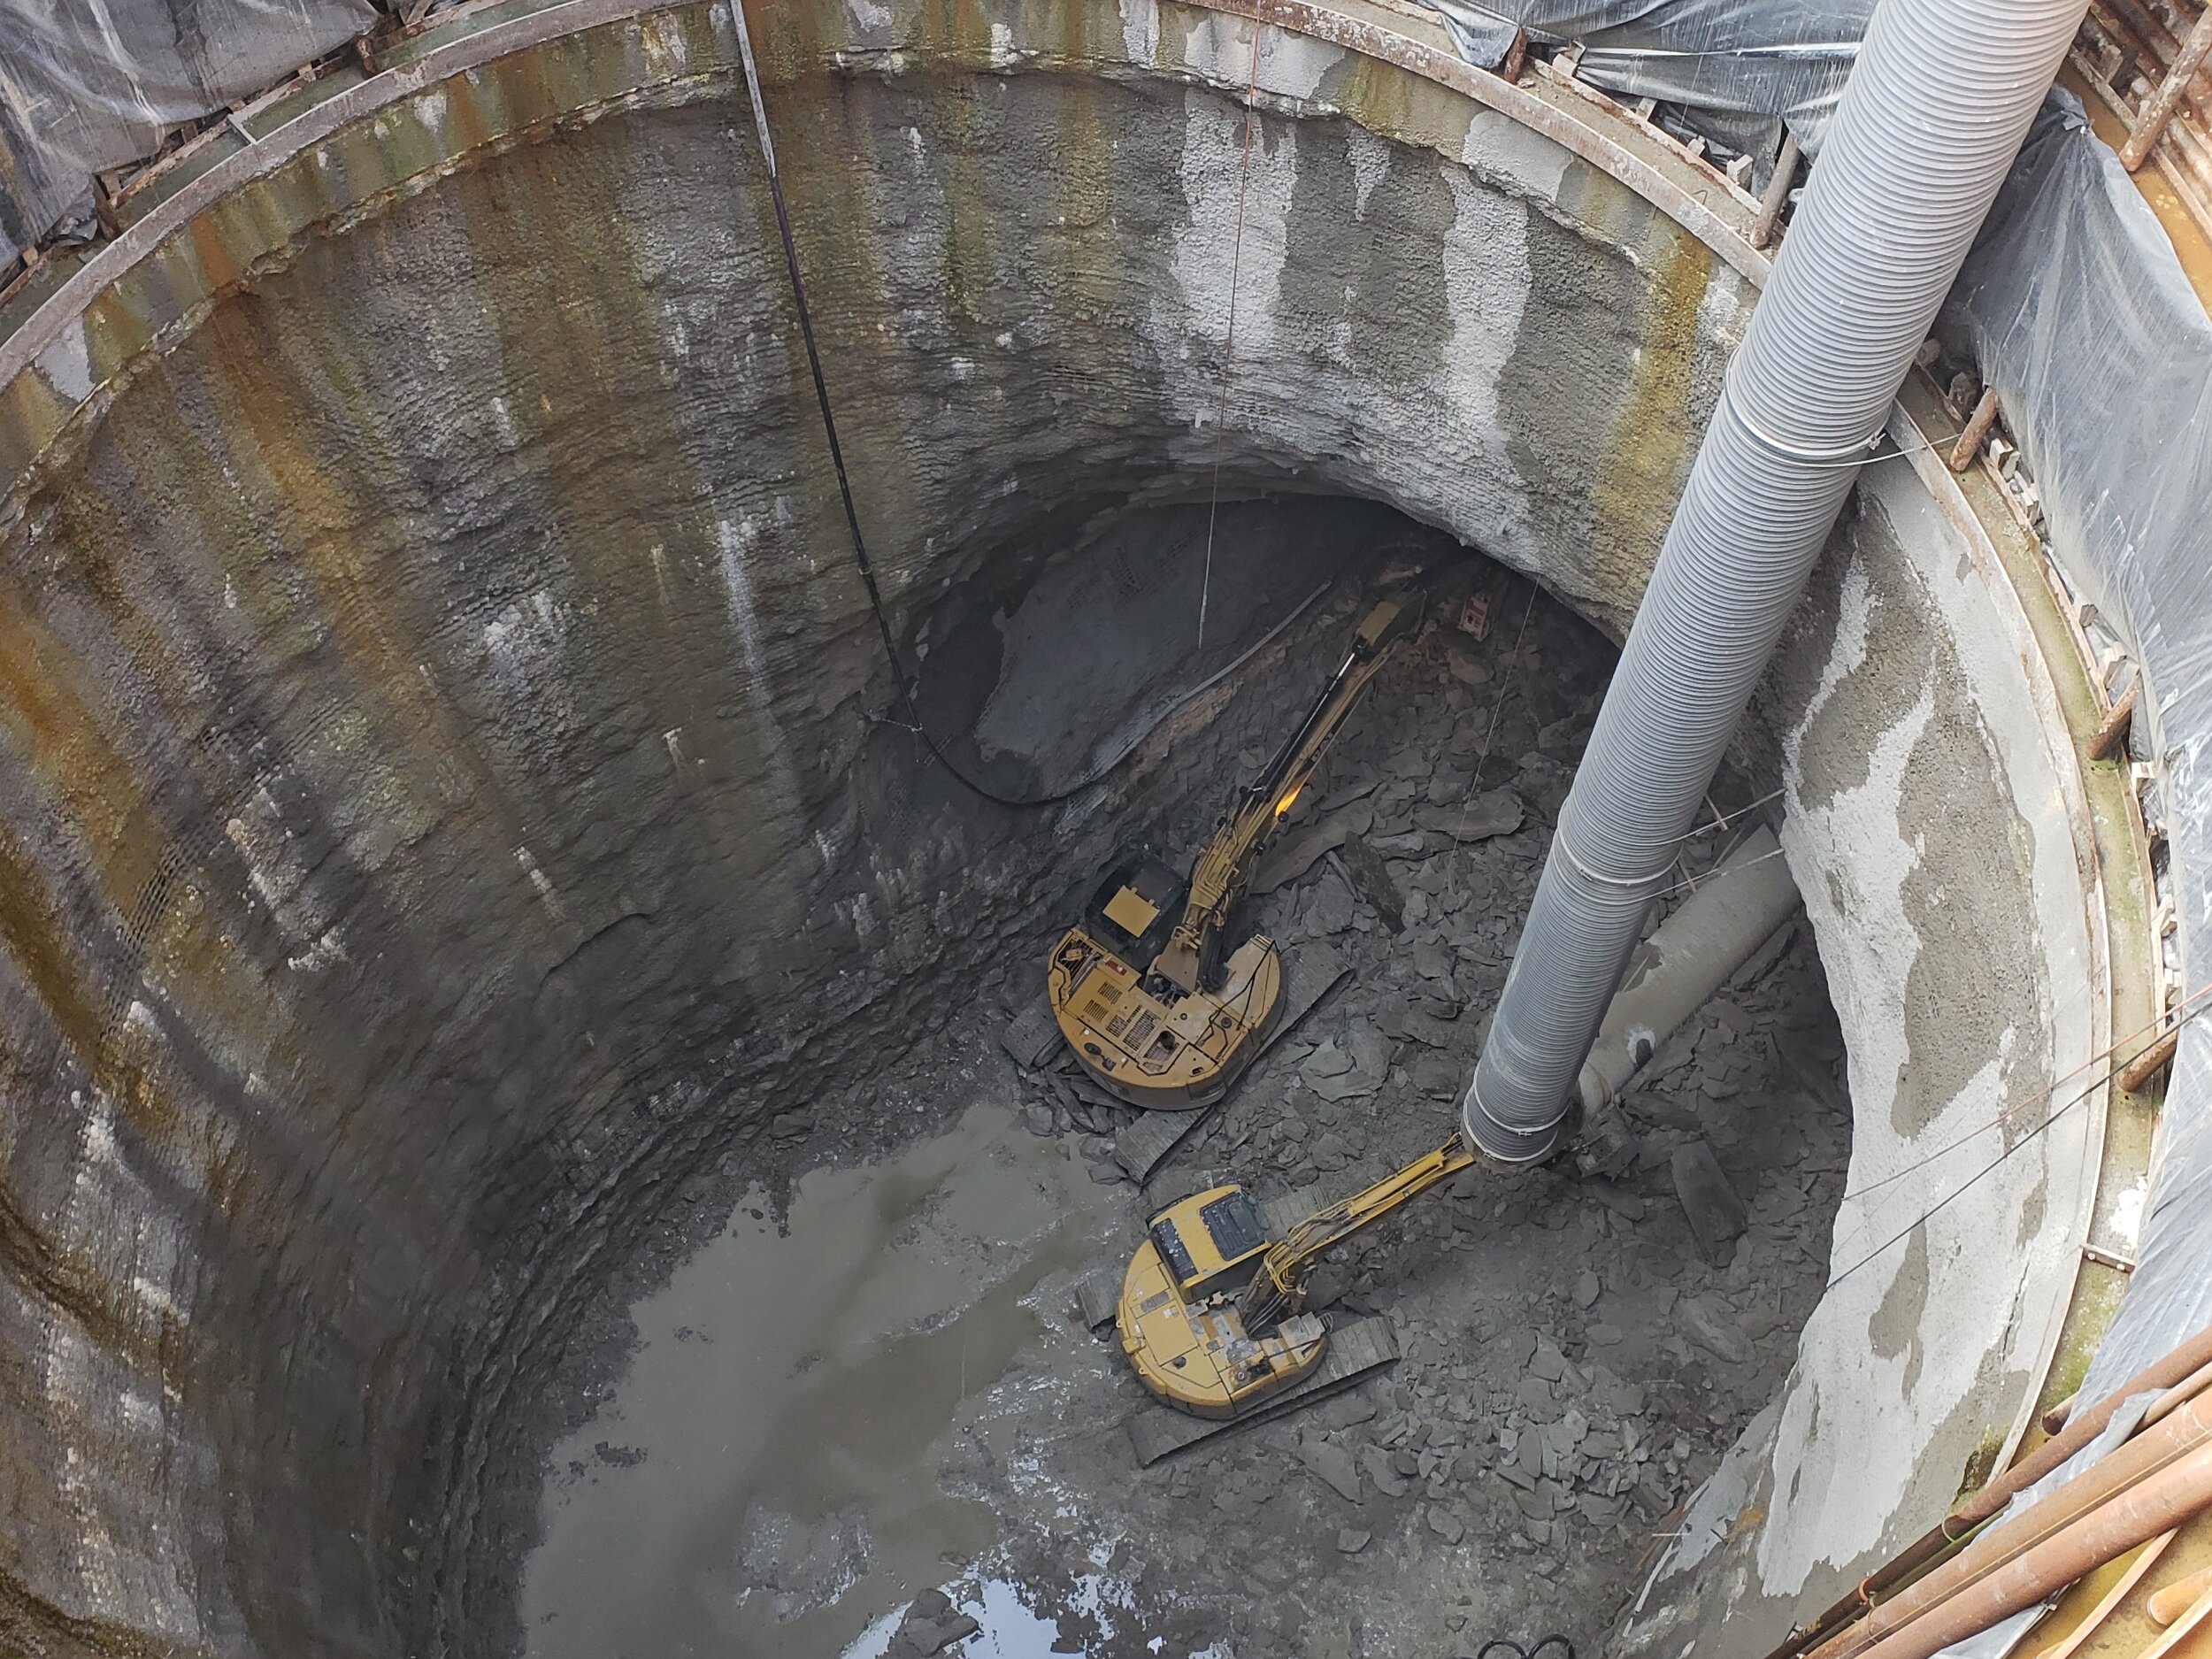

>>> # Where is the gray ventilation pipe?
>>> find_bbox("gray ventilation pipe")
[1463,0,2091,1164]
[1571,826,1800,1118]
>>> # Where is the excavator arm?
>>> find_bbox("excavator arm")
[1150,588,1426,994]
[1238,1133,1479,1332]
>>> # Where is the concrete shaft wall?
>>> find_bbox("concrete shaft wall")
[0,3,2108,1655]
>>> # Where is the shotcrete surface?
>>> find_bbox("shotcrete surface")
[1624,459,2107,1656]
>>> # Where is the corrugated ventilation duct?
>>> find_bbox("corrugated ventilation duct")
[1463,0,2093,1164]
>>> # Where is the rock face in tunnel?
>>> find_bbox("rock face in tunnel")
[0,5,2108,1657]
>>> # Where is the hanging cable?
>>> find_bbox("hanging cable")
[730,4,1128,811]
[1443,577,1542,918]
[1824,987,2210,1288]
[1195,16,1265,655]
[1834,978,2212,1211]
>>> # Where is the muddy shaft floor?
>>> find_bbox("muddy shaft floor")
[523,594,1851,1659]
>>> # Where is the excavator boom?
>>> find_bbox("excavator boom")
[1151,588,1425,995]
[1240,1134,1477,1330]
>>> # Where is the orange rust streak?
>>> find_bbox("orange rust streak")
[0,815,111,1087]
[197,297,480,808]
[0,818,143,1351]
[0,582,165,942]
[2061,63,2212,312]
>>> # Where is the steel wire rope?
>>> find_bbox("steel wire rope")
[1599,876,2198,1277]
[1604,822,2196,1264]
[1195,14,1265,655]
[1824,1069,2111,1290]
[1833,979,2212,1211]
[1637,842,1791,904]
[1683,786,1786,840]
[1557,788,1790,910]
[1443,579,1543,919]
[1606,887,2200,1265]
[1823,988,2210,1289]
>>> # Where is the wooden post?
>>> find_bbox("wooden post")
[1948,388,2001,472]
[2090,681,2139,761]
[2123,8,2212,172]
[2120,1025,2180,1094]
[1499,27,1528,85]
[1751,133,1802,250]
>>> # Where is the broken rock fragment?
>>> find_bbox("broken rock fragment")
[1411,788,1523,842]
[1681,1297,1754,1365]
[1302,1026,1389,1101]
[1671,1140,1749,1263]
[1296,1435,1365,1503]
[889,1590,981,1657]
[1360,1443,1411,1498]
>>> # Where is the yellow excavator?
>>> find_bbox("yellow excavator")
[1046,588,1425,1109]
[1117,1134,1477,1417]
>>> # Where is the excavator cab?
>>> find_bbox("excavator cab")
[1146,1186,1271,1303]
[1079,855,1187,981]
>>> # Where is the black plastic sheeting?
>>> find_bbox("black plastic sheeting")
[1948,97,2212,1438]
[0,0,375,266]
[1416,0,1876,155]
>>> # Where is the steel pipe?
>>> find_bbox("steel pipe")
[1463,0,2093,1164]
[1955,1321,2212,1528]
[1806,1392,2212,1659]
[2150,1564,2212,1627]
[1765,1321,2212,1659]
[1852,1446,2212,1659]
[2142,1358,2212,1431]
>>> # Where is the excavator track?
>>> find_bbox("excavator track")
[1124,1315,1401,1464]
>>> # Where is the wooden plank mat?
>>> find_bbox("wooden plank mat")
[1111,941,1350,1184]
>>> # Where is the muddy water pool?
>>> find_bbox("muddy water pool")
[521,1102,1180,1657]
